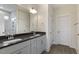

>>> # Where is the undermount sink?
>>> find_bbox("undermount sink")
[2,34,40,46]
[29,34,40,38]
[3,39,22,46]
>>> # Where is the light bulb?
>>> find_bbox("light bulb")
[30,8,37,14]
[11,17,16,22]
[4,16,9,20]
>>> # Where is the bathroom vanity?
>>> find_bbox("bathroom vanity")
[0,32,46,54]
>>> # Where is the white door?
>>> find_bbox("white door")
[55,15,74,47]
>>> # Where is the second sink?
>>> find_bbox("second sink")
[3,39,22,46]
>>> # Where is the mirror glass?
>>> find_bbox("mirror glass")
[0,4,16,36]
[0,4,38,36]
[16,5,38,34]
[0,9,10,36]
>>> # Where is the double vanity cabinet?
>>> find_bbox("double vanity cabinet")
[0,34,46,54]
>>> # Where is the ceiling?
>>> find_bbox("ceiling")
[17,4,39,12]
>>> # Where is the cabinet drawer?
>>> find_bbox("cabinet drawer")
[30,38,37,54]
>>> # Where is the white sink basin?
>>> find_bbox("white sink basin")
[29,34,40,38]
[3,39,22,46]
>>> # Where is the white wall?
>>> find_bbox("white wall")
[48,5,55,49]
[76,5,79,53]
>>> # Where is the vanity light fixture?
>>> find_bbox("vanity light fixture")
[4,16,9,20]
[30,8,37,14]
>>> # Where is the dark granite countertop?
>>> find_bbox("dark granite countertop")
[0,32,46,49]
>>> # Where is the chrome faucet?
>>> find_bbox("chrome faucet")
[7,34,14,40]
[31,31,36,35]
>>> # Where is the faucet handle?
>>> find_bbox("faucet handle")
[7,35,14,40]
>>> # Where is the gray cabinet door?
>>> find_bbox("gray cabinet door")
[30,38,37,54]
[41,35,46,52]
[36,37,42,54]
[21,45,30,54]
[12,45,30,54]
[36,35,46,54]
[30,35,46,54]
